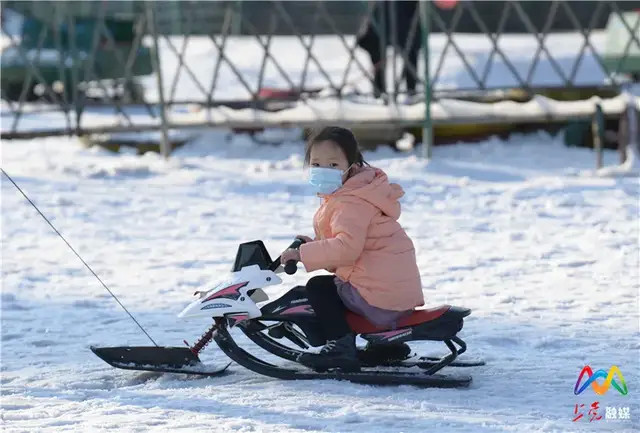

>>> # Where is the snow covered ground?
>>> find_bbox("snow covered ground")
[1,131,638,432]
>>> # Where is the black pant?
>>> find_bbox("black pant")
[356,1,420,96]
[357,30,420,96]
[306,275,352,341]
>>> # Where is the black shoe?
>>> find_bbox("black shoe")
[298,334,361,372]
[358,342,411,366]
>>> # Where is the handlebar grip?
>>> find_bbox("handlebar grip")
[284,260,298,275]
[283,237,306,274]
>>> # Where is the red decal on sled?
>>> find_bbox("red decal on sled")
[227,314,250,326]
[281,305,315,315]
[202,282,249,303]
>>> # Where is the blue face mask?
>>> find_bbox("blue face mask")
[308,166,349,195]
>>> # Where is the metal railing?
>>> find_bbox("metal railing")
[1,1,639,156]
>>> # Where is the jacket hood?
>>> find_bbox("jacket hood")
[336,166,404,219]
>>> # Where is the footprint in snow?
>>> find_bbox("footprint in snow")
[1,293,17,302]
[556,260,597,268]
[30,339,57,347]
[533,338,580,350]
[499,296,523,304]
[72,300,102,309]
[1,302,31,311]
[483,336,520,347]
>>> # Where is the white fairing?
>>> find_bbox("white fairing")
[178,265,281,319]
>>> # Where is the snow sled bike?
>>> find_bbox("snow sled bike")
[92,239,484,388]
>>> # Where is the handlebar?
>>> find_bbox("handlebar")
[269,237,306,273]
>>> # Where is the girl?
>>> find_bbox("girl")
[280,126,424,372]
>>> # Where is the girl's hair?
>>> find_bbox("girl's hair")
[304,126,368,167]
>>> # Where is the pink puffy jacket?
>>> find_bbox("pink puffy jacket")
[299,166,424,311]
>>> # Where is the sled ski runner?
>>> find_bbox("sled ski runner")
[92,239,484,387]
[92,343,470,386]
[90,346,231,376]
[214,323,471,387]
[90,344,481,378]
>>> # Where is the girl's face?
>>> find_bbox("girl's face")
[308,140,350,172]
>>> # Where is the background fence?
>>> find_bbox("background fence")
[1,1,640,155]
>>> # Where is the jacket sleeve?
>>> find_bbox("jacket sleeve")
[299,197,375,272]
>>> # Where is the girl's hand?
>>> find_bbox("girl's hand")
[281,248,301,263]
[296,235,313,243]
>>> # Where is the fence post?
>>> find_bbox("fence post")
[419,0,433,159]
[618,98,629,164]
[626,90,638,162]
[592,104,604,169]
[145,2,171,158]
